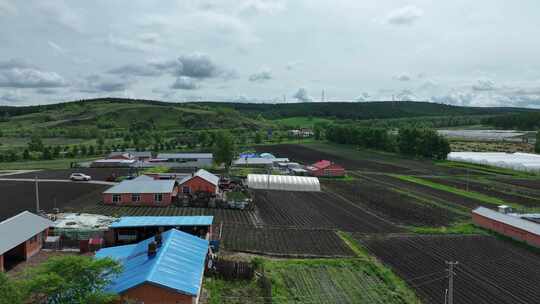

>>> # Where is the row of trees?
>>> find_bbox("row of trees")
[483,112,540,130]
[0,255,120,304]
[324,124,451,160]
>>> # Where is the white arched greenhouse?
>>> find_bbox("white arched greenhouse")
[246,174,321,192]
[447,152,540,173]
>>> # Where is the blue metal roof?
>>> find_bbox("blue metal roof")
[110,216,214,228]
[95,229,209,296]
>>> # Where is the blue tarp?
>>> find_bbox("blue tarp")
[110,216,214,228]
[95,229,209,296]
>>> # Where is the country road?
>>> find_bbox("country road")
[0,178,117,186]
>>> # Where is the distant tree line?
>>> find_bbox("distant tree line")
[482,112,540,130]
[324,124,450,160]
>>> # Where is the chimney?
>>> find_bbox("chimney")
[155,233,162,248]
[148,241,157,258]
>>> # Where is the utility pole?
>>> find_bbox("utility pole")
[35,176,40,214]
[446,261,458,304]
[321,89,325,102]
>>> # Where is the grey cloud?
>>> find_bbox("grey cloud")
[385,6,423,26]
[393,73,411,81]
[0,91,24,102]
[472,79,495,91]
[176,53,219,79]
[0,1,17,16]
[108,64,161,77]
[170,76,199,90]
[355,92,371,102]
[249,69,272,82]
[395,89,416,101]
[48,41,67,55]
[35,88,58,95]
[79,75,131,93]
[0,60,66,89]
[293,88,312,102]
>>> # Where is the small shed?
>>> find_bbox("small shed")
[95,229,209,304]
[109,216,214,245]
[472,207,540,248]
[246,174,320,192]
[0,211,53,272]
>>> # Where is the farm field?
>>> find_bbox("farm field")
[356,234,540,304]
[321,179,464,227]
[421,176,540,207]
[221,225,354,257]
[491,177,540,191]
[253,189,401,233]
[266,259,418,304]
[256,144,415,174]
[358,173,494,210]
[0,181,107,220]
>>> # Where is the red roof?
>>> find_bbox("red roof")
[312,160,333,169]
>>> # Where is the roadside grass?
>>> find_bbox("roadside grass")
[393,175,519,208]
[273,116,333,128]
[436,160,535,177]
[140,166,169,174]
[0,157,99,170]
[408,222,487,235]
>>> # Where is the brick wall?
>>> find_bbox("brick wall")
[473,213,540,248]
[119,283,196,304]
[103,193,173,206]
[180,176,216,194]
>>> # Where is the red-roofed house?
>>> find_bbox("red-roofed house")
[307,160,345,177]
[178,169,220,196]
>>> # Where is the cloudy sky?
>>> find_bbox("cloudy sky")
[1,0,540,107]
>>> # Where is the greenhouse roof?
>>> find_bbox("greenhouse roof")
[246,174,320,192]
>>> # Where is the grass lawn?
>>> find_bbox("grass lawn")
[436,160,535,177]
[408,222,487,235]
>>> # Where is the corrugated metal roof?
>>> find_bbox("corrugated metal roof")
[109,151,152,158]
[110,216,214,228]
[473,207,540,235]
[233,157,289,165]
[179,169,219,186]
[247,174,320,192]
[0,211,53,255]
[95,229,208,296]
[103,179,176,194]
[157,153,213,159]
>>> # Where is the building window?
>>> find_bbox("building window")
[132,194,141,202]
[154,193,163,203]
[112,194,121,203]
[182,186,191,194]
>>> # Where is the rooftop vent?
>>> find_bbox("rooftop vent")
[155,233,162,248]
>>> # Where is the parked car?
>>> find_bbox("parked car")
[70,173,91,181]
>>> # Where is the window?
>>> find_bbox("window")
[112,194,121,203]
[182,186,191,194]
[154,193,163,202]
[132,194,141,202]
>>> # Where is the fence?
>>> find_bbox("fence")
[213,258,255,280]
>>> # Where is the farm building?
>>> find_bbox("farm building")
[472,207,540,248]
[276,162,308,175]
[108,151,152,161]
[246,174,321,192]
[95,229,209,304]
[108,215,213,245]
[90,159,136,168]
[307,160,346,177]
[103,175,179,206]
[178,169,220,195]
[233,157,289,167]
[154,153,213,168]
[0,211,53,272]
[49,213,118,250]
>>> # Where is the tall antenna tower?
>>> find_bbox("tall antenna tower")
[321,89,326,102]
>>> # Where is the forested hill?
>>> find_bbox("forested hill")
[0,98,535,121]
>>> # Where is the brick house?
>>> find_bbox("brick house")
[0,211,52,272]
[307,160,346,177]
[103,175,179,206]
[178,169,219,196]
[472,207,540,248]
[96,229,209,304]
